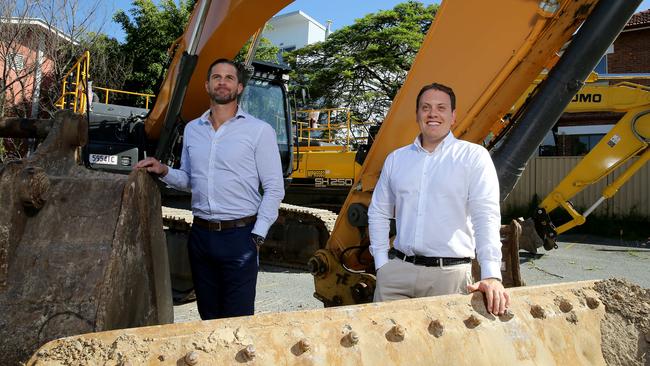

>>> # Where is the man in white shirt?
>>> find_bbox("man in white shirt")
[368,83,509,315]
[135,59,284,319]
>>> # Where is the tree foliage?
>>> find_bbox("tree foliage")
[0,0,109,118]
[114,0,279,96]
[114,0,196,95]
[235,38,280,65]
[81,33,131,91]
[286,1,438,123]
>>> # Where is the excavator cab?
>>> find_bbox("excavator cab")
[82,60,294,183]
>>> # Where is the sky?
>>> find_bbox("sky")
[102,0,650,42]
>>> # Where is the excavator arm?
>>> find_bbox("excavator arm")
[309,0,641,307]
[528,80,650,249]
[145,0,292,139]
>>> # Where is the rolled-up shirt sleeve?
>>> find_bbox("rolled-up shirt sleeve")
[252,125,285,237]
[160,127,191,192]
[467,148,502,280]
[368,152,396,270]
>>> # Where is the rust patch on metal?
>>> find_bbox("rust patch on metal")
[556,297,574,313]
[428,319,444,337]
[464,315,481,329]
[385,324,405,342]
[566,311,579,324]
[586,296,600,309]
[530,304,546,319]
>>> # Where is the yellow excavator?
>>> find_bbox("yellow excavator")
[509,73,650,252]
[291,74,650,255]
[0,0,648,364]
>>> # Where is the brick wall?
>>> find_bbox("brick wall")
[607,28,650,86]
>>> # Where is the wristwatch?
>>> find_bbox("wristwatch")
[251,234,265,248]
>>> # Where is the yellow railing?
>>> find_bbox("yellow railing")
[55,50,90,114]
[294,108,373,151]
[92,87,155,110]
[56,51,155,113]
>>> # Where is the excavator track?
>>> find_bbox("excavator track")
[264,204,338,270]
[161,204,338,271]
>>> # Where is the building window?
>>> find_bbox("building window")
[594,56,607,74]
[556,133,605,156]
[7,53,25,71]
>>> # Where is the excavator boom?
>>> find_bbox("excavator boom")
[144,0,292,139]
[310,0,642,307]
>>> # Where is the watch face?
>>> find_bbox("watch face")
[253,235,264,246]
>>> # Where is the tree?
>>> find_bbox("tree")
[82,32,132,92]
[1,0,111,161]
[114,0,279,96]
[0,0,114,117]
[113,0,196,95]
[286,1,438,124]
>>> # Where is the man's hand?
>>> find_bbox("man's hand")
[251,234,265,251]
[467,278,510,315]
[134,157,168,176]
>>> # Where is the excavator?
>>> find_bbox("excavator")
[291,73,650,255]
[0,0,647,364]
[505,73,650,252]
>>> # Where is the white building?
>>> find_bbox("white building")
[264,11,329,52]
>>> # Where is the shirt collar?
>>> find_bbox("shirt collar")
[412,131,456,153]
[198,106,247,125]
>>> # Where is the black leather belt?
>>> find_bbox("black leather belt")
[193,216,256,231]
[389,248,471,267]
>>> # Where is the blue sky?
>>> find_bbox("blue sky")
[102,0,650,42]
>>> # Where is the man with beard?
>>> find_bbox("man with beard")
[135,59,284,319]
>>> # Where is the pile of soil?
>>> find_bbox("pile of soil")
[595,278,650,366]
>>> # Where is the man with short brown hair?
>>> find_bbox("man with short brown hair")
[135,59,284,319]
[368,82,509,315]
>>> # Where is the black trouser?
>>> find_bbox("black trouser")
[188,223,257,319]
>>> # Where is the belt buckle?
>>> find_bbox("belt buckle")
[212,221,222,231]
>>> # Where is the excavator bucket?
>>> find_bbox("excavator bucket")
[0,111,173,365]
[27,278,649,365]
[472,219,524,288]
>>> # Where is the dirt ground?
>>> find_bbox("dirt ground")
[595,278,650,366]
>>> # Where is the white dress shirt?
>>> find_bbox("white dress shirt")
[368,132,502,280]
[161,107,285,237]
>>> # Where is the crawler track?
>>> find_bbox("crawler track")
[161,204,339,271]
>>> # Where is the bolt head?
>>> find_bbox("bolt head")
[185,351,199,365]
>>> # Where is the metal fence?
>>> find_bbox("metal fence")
[502,156,649,218]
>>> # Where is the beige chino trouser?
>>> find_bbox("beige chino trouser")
[374,258,473,302]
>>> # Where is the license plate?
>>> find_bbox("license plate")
[89,153,118,165]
